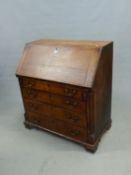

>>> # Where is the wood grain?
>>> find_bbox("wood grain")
[16,39,113,152]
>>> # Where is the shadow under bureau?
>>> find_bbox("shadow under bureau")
[16,39,113,152]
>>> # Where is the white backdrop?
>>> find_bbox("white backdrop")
[0,0,131,175]
[0,0,131,102]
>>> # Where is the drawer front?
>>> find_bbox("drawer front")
[26,111,87,142]
[51,96,86,112]
[24,100,87,127]
[25,100,51,116]
[21,77,88,100]
[22,88,51,104]
[58,122,87,141]
[26,111,56,131]
[22,88,86,113]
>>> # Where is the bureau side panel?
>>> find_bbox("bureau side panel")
[93,43,113,137]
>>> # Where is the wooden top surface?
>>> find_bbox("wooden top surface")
[16,39,112,87]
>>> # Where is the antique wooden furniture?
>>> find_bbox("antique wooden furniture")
[16,39,113,152]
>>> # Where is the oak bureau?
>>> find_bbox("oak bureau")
[16,39,113,152]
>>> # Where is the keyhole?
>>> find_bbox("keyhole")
[54,47,58,54]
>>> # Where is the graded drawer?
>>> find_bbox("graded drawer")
[22,88,50,104]
[20,77,88,100]
[22,88,86,113]
[25,111,56,131]
[25,111,87,142]
[58,121,87,142]
[24,100,87,127]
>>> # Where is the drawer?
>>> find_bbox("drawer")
[22,88,86,113]
[58,122,87,142]
[52,105,87,127]
[24,100,87,127]
[24,100,51,116]
[25,111,87,142]
[21,77,88,100]
[22,88,50,104]
[51,95,86,112]
[26,111,57,131]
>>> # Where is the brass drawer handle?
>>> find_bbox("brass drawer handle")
[72,101,78,106]
[33,117,40,124]
[65,113,80,122]
[65,99,78,107]
[67,129,80,136]
[72,89,77,94]
[28,89,37,98]
[65,100,71,105]
[64,88,77,97]
[29,103,39,111]
[64,88,69,93]
[27,81,35,88]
